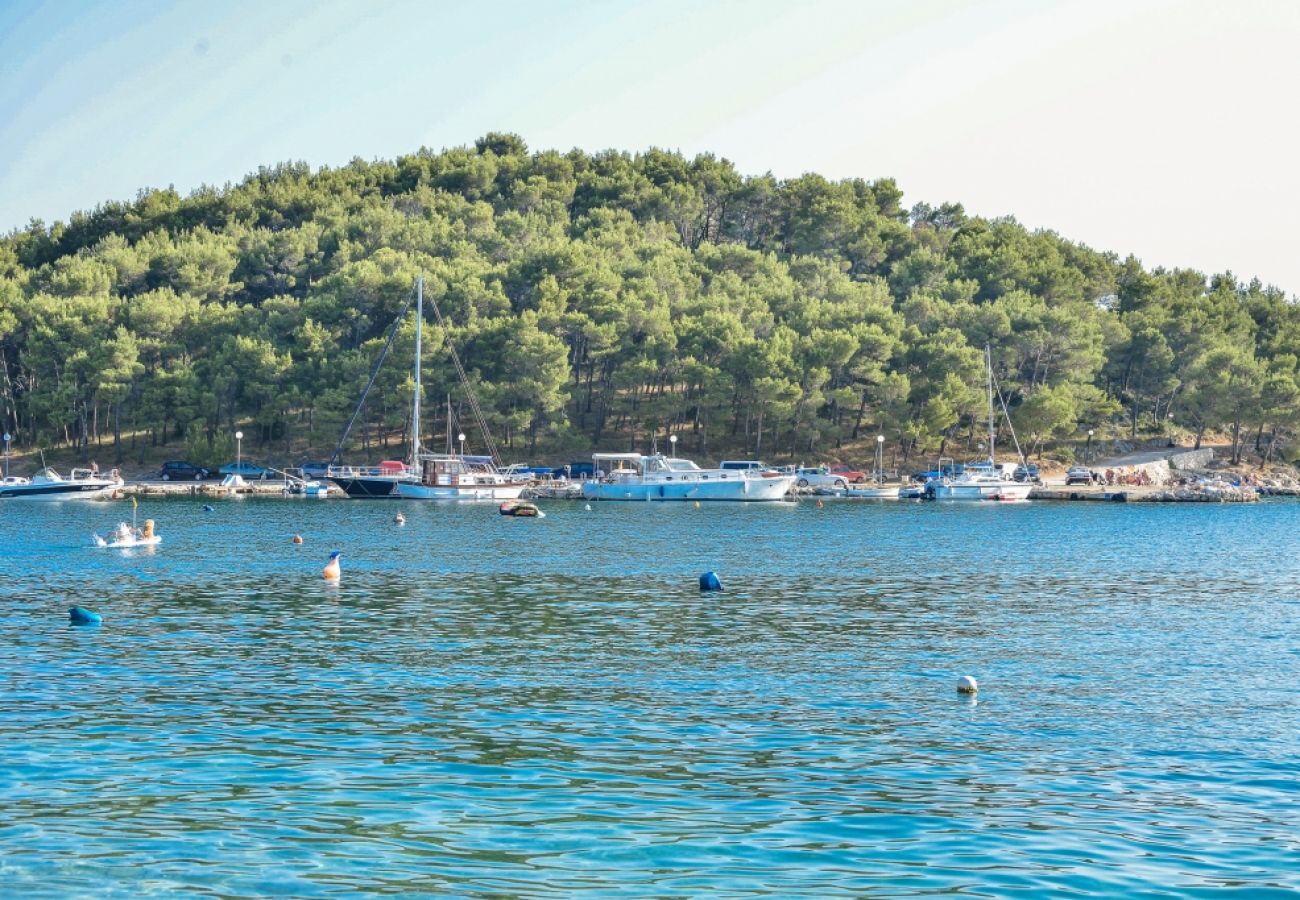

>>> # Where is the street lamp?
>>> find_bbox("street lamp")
[235,430,244,471]
[458,432,466,457]
[1087,428,1094,459]
[875,434,884,482]
[669,434,677,457]
[2,431,10,479]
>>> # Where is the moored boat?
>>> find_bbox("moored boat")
[928,346,1034,503]
[582,453,796,502]
[2,467,121,501]
[326,277,528,501]
[825,484,901,500]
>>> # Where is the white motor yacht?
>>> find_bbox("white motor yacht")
[582,453,796,502]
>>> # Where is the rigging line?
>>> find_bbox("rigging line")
[423,290,504,466]
[989,363,1028,465]
[328,282,418,465]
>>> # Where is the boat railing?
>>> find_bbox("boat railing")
[325,463,413,478]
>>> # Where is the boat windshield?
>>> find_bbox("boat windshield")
[665,458,701,471]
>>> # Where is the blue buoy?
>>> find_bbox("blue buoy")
[69,606,102,626]
[699,571,723,592]
[202,504,214,512]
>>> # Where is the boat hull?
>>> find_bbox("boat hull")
[582,475,795,502]
[930,481,1033,502]
[0,482,118,500]
[327,476,410,498]
[395,481,527,501]
[830,485,901,500]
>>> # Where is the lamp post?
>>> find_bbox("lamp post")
[235,430,243,471]
[458,432,466,457]
[2,431,9,479]
[669,434,677,458]
[876,433,885,482]
[1087,428,1094,460]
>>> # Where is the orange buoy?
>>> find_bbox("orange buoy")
[815,499,824,509]
[323,550,342,579]
[293,534,303,545]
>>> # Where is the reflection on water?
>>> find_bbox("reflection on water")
[2,498,1299,895]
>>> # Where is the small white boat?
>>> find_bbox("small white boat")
[824,484,901,500]
[94,519,161,548]
[284,478,331,497]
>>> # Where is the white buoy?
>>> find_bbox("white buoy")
[584,503,592,511]
[956,675,979,694]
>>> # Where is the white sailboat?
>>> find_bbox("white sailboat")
[326,277,528,501]
[929,346,1034,502]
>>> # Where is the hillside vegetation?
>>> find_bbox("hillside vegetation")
[2,133,1297,470]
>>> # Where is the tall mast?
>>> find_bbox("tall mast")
[410,275,423,468]
[986,344,996,465]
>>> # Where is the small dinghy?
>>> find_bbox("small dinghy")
[499,500,544,518]
[94,518,161,548]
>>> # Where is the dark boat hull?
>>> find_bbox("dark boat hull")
[326,476,407,498]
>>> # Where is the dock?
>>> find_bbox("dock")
[1030,484,1259,502]
[120,480,339,498]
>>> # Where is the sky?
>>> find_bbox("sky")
[2,0,1298,296]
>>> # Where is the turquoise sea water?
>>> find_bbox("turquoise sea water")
[2,496,1298,896]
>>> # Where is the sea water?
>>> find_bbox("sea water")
[2,496,1298,896]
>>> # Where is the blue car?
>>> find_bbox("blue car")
[218,460,275,480]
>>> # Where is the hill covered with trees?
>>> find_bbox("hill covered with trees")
[2,132,1297,470]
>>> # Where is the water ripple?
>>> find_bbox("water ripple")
[2,498,1299,895]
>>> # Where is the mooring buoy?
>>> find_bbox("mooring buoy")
[69,606,102,626]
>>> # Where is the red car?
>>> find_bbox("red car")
[829,465,868,483]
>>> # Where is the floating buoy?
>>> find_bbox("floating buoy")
[693,500,701,509]
[699,571,723,592]
[69,606,102,626]
[956,675,979,694]
[202,504,214,512]
[292,534,303,545]
[394,512,405,526]
[584,503,592,511]
[323,550,342,580]
[815,498,824,509]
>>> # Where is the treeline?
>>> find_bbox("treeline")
[2,132,1298,469]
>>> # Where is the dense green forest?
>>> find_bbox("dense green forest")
[2,132,1298,470]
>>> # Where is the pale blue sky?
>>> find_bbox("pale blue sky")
[2,0,1297,295]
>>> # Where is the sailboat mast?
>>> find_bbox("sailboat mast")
[411,275,423,468]
[986,344,996,465]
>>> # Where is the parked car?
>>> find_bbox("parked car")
[159,460,211,481]
[910,463,963,482]
[829,465,868,483]
[1013,463,1040,483]
[1065,466,1093,485]
[218,460,275,480]
[794,466,849,490]
[298,460,332,478]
